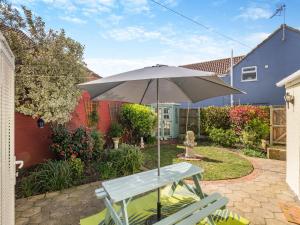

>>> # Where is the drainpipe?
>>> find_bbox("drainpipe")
[230,49,234,106]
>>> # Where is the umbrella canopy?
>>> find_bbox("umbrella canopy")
[78,65,243,104]
[78,64,244,221]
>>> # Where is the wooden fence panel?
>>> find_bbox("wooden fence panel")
[270,106,286,145]
[179,108,200,136]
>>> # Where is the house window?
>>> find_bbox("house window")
[241,66,257,81]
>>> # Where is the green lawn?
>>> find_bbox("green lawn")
[143,144,253,181]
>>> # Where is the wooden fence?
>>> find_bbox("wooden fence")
[270,106,286,145]
[179,108,201,136]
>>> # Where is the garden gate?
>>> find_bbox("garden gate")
[0,31,16,225]
[270,106,286,145]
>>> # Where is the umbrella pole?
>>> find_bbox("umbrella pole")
[156,78,162,221]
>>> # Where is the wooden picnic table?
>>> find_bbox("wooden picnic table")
[96,162,209,225]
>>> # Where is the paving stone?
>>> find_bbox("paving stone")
[21,206,41,218]
[16,201,34,212]
[15,157,300,225]
[243,198,261,207]
[45,191,60,198]
[265,218,290,225]
[15,217,30,225]
[27,193,45,202]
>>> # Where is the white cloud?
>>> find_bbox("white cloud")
[120,0,150,14]
[85,54,205,77]
[236,6,272,20]
[103,26,162,41]
[42,0,77,12]
[97,14,123,27]
[60,16,87,24]
[245,32,270,46]
[88,24,251,76]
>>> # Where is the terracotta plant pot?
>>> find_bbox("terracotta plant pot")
[112,137,120,149]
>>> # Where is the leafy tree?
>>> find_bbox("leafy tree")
[0,1,87,123]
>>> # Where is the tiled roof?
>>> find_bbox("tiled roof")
[85,68,102,81]
[181,55,244,75]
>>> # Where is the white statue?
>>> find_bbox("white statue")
[184,131,197,158]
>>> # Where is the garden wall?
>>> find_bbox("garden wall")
[15,91,116,168]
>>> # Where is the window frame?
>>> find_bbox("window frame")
[241,66,258,82]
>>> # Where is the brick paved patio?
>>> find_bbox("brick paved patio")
[16,157,299,225]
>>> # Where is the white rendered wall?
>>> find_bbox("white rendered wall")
[285,78,300,199]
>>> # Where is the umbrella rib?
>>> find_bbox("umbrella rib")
[139,79,152,104]
[167,78,192,102]
[90,81,125,100]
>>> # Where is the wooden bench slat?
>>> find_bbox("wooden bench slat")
[176,197,228,225]
[153,193,222,225]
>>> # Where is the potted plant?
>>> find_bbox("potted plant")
[108,122,123,149]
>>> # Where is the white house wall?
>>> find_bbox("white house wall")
[285,78,300,198]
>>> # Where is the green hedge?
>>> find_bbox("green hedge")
[200,106,230,134]
[200,106,270,151]
[120,104,157,144]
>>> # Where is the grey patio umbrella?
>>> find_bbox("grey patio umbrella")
[78,64,243,220]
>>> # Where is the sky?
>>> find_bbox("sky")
[10,0,300,77]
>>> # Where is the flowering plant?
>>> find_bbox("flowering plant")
[50,125,94,161]
[229,106,269,133]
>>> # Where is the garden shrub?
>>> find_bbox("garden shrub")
[35,160,74,192]
[97,144,144,179]
[208,128,238,147]
[19,175,39,198]
[69,158,84,181]
[50,125,95,161]
[201,106,230,133]
[243,148,267,158]
[108,122,123,138]
[241,131,258,148]
[229,105,269,133]
[120,104,156,144]
[96,162,117,180]
[91,129,104,160]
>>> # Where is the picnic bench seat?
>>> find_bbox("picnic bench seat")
[153,193,228,225]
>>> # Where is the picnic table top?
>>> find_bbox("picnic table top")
[102,162,203,203]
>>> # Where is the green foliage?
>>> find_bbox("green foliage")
[91,129,104,160]
[245,118,269,140]
[0,2,87,124]
[50,125,94,161]
[35,160,74,192]
[108,122,123,138]
[208,128,238,147]
[69,158,84,181]
[243,148,267,158]
[241,131,258,148]
[241,119,269,148]
[88,106,99,128]
[72,127,94,160]
[96,162,117,180]
[96,144,144,179]
[229,105,269,133]
[19,175,39,197]
[200,106,230,134]
[120,104,157,143]
[18,159,86,197]
[145,136,156,145]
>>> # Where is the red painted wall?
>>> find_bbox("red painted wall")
[15,92,115,168]
[15,113,54,168]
